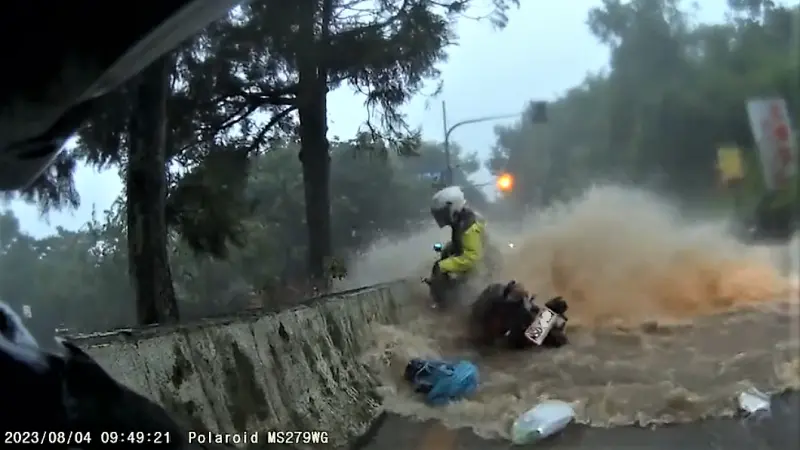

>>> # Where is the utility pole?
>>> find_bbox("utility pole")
[440,100,547,186]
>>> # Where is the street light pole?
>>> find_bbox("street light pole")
[441,100,524,186]
[441,101,451,186]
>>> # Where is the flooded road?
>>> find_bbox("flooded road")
[363,299,799,437]
[361,391,799,450]
[342,186,798,447]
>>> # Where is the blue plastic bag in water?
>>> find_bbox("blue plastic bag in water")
[404,358,479,405]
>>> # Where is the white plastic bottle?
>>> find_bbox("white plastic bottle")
[511,400,575,445]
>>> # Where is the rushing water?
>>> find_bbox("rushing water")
[339,185,800,440]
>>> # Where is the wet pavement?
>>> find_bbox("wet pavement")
[359,391,799,450]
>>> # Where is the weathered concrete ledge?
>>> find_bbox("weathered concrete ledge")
[73,280,416,448]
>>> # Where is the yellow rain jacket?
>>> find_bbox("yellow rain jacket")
[438,208,486,275]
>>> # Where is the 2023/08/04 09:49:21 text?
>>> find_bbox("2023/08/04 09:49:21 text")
[188,430,330,445]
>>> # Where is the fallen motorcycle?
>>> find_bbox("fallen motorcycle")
[467,281,569,349]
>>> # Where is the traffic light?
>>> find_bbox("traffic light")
[496,173,514,192]
[531,101,548,123]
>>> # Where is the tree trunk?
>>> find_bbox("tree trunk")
[126,55,179,325]
[297,0,333,287]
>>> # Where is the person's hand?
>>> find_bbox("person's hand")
[442,270,458,281]
[432,261,452,278]
[431,260,443,277]
[441,242,455,258]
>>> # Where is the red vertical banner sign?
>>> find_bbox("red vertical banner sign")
[746,98,798,191]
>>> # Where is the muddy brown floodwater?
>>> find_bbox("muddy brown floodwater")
[345,186,799,442]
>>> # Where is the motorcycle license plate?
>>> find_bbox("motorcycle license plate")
[525,306,558,346]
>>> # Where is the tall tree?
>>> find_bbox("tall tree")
[74,16,294,324]
[231,0,519,284]
[295,0,335,285]
[125,55,179,324]
[29,0,519,322]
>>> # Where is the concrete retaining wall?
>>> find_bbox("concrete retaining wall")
[73,280,415,447]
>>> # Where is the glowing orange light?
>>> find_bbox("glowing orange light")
[496,173,514,192]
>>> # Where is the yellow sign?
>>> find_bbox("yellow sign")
[716,146,744,182]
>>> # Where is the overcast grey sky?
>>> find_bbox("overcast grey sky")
[9,0,733,237]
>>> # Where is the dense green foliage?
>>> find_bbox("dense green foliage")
[489,0,798,214]
[5,0,515,325]
[0,140,482,337]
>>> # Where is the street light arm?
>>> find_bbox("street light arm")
[444,112,522,141]
[439,100,525,187]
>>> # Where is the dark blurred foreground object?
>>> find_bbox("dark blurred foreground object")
[0,0,245,190]
[0,302,186,449]
[468,280,569,349]
[735,191,795,244]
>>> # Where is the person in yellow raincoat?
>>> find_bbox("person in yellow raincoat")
[429,186,494,308]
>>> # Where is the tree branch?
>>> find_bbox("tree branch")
[245,106,298,154]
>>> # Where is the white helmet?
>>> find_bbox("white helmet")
[431,186,466,228]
